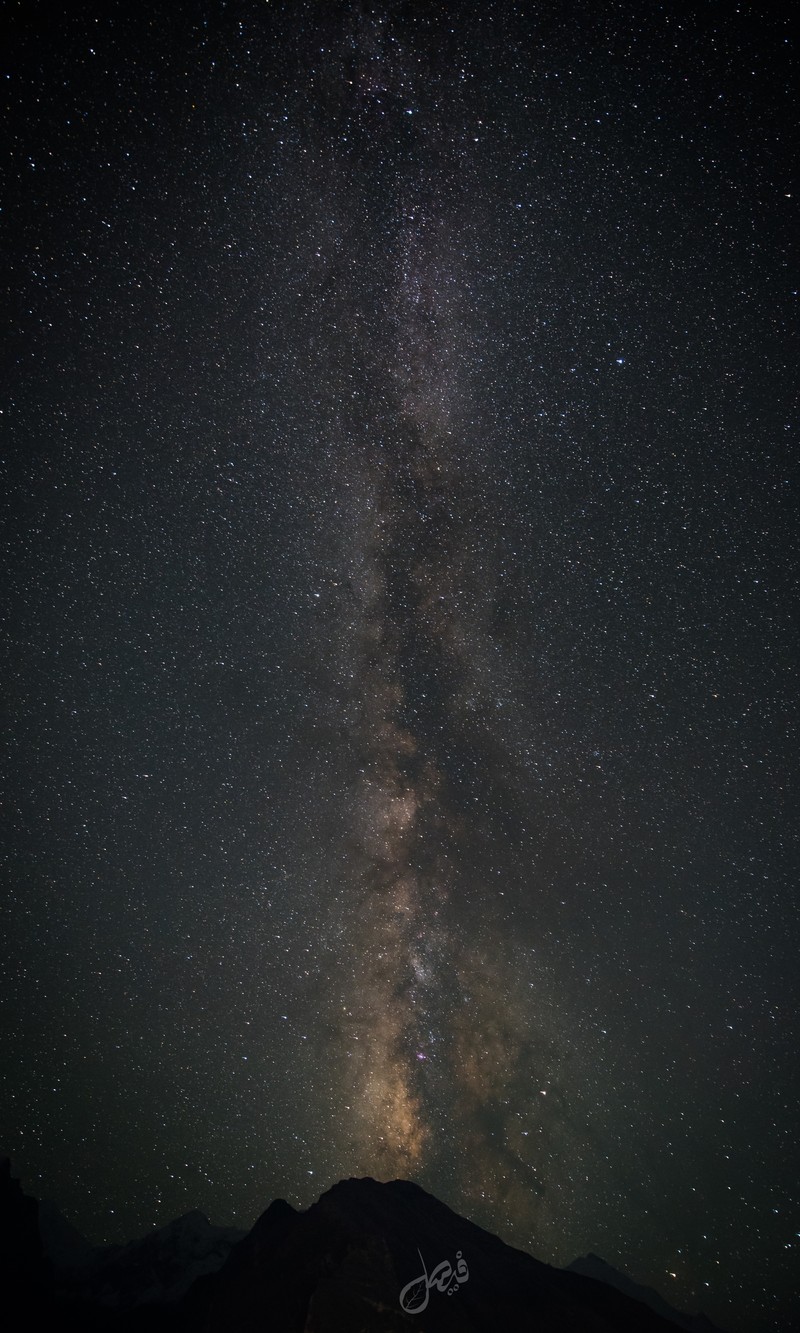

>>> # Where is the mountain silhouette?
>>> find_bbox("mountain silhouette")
[182,1176,721,1332]
[567,1254,725,1333]
[1,1160,728,1332]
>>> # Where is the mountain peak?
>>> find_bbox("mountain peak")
[185,1176,700,1332]
[2,1167,730,1332]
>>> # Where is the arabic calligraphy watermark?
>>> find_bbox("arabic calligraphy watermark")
[399,1248,469,1314]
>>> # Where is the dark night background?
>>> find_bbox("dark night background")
[2,2,798,1330]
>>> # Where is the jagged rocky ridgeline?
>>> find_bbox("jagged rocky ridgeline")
[1,1159,726,1332]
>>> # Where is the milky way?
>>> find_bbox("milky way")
[293,14,560,1196]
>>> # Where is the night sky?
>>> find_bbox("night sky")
[2,2,798,1330]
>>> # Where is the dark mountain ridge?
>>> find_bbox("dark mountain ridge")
[1,1159,727,1332]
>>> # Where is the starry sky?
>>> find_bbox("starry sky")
[2,2,798,1330]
